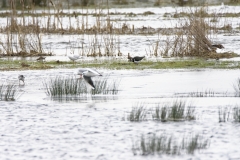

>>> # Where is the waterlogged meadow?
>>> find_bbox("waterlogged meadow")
[1,69,240,160]
[1,2,240,160]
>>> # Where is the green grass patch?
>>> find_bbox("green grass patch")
[1,58,240,71]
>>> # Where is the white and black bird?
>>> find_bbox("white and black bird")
[128,53,145,64]
[18,75,25,85]
[77,68,102,89]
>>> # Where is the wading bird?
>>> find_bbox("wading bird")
[77,68,102,89]
[211,44,224,49]
[128,53,145,64]
[18,75,25,85]
[36,56,46,63]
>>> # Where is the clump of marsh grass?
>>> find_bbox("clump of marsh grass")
[152,101,195,122]
[126,100,195,122]
[0,84,20,101]
[43,75,121,98]
[127,103,148,122]
[218,106,230,122]
[233,78,240,97]
[133,133,209,156]
[152,104,168,122]
[43,76,87,98]
[168,100,186,121]
[91,75,121,95]
[189,89,215,97]
[183,134,210,154]
[232,106,240,122]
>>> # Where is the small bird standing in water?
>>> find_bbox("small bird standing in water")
[18,75,25,85]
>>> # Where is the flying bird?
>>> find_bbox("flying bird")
[18,75,25,85]
[77,68,102,89]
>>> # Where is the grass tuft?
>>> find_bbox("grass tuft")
[233,78,240,97]
[0,84,20,101]
[152,100,195,122]
[233,106,240,122]
[91,75,121,95]
[43,76,86,98]
[43,75,121,99]
[127,103,148,122]
[133,133,209,156]
[218,106,230,122]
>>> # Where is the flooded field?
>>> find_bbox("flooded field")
[0,4,240,160]
[1,68,240,160]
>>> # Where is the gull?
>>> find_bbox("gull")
[68,53,81,64]
[18,75,25,85]
[77,68,102,89]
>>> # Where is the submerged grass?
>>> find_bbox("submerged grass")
[0,84,20,101]
[133,133,209,156]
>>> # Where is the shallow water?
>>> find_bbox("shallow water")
[0,5,240,160]
[1,68,240,160]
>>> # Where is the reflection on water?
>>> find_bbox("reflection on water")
[49,94,118,102]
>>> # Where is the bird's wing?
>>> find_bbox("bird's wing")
[82,68,102,77]
[83,75,95,89]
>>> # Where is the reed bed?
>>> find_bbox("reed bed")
[0,83,20,101]
[133,133,209,155]
[0,1,238,59]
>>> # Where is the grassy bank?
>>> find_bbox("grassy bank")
[1,58,240,71]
